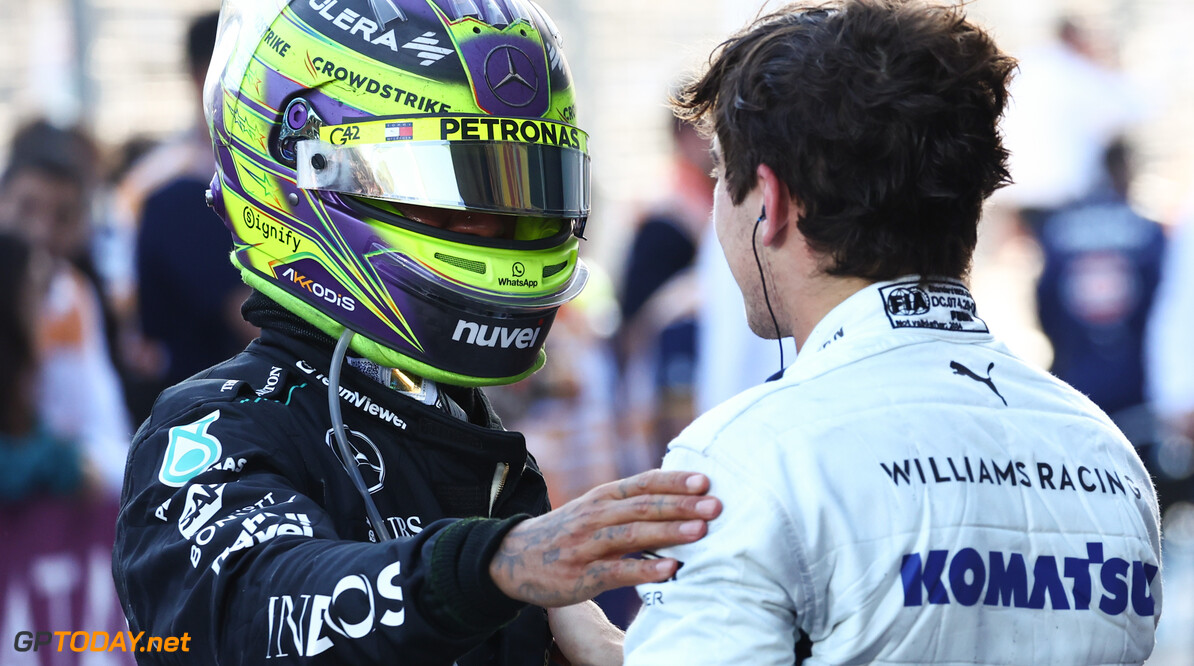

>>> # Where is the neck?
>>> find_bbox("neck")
[781,272,874,352]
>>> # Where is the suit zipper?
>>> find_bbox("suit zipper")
[489,462,510,516]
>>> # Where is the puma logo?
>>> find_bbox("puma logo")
[950,361,1007,406]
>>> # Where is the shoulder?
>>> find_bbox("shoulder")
[125,358,330,510]
[662,381,828,533]
[671,335,1118,468]
[668,377,827,460]
[134,347,314,457]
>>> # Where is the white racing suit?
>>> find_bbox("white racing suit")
[625,278,1161,665]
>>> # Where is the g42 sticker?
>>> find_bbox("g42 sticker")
[159,411,224,487]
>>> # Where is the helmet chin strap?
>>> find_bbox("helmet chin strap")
[329,328,394,542]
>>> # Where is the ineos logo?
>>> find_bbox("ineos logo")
[485,46,539,108]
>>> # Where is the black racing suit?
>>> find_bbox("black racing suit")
[113,294,553,664]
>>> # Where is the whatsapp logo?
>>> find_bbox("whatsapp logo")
[159,411,224,487]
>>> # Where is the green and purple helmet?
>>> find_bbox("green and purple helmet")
[204,0,590,386]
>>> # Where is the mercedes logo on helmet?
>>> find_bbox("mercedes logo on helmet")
[484,45,540,108]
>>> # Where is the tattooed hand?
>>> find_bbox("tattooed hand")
[488,470,722,607]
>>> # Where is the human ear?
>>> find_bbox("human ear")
[755,163,793,247]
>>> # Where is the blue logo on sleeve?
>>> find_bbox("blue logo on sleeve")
[901,542,1157,616]
[159,411,224,487]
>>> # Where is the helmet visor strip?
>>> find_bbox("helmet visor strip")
[368,246,590,317]
[295,116,591,219]
[360,199,571,245]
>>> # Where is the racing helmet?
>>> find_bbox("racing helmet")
[204,0,590,386]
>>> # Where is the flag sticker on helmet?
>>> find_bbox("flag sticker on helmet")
[318,116,588,153]
[385,122,414,141]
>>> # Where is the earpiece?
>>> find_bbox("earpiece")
[750,202,785,371]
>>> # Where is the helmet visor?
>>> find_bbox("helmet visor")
[296,116,591,218]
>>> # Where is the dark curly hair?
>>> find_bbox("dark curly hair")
[676,0,1016,280]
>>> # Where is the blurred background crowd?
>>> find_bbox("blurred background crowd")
[0,0,1192,664]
